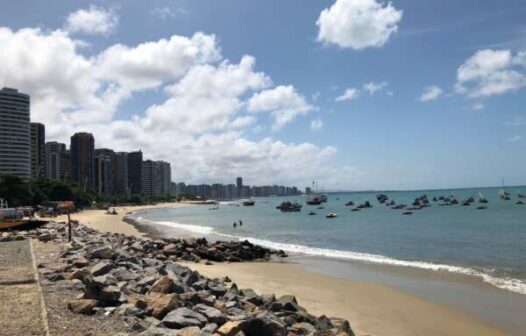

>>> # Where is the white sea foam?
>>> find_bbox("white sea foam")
[142,219,526,295]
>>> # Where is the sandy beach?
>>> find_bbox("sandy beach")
[187,261,511,336]
[55,202,191,238]
[60,204,518,336]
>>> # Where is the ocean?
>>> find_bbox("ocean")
[132,187,526,296]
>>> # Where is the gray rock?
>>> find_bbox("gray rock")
[90,246,115,259]
[162,307,207,329]
[91,261,114,276]
[193,304,227,325]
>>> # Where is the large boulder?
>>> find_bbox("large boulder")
[150,276,174,294]
[145,293,180,319]
[91,261,114,276]
[244,313,286,336]
[161,307,207,329]
[193,303,227,325]
[89,246,115,259]
[67,299,98,314]
[215,320,246,336]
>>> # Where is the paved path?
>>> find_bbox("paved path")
[0,240,47,336]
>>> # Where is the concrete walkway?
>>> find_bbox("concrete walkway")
[0,240,47,336]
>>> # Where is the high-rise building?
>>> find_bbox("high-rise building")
[30,122,45,178]
[113,152,129,196]
[71,132,95,190]
[0,87,31,179]
[236,177,243,188]
[158,161,171,195]
[127,151,143,194]
[45,141,70,181]
[94,148,115,196]
[142,160,161,196]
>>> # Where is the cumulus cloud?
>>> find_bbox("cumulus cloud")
[310,118,323,131]
[0,26,340,187]
[316,0,403,50]
[65,6,118,36]
[335,88,360,102]
[363,81,388,95]
[247,85,314,129]
[419,85,443,101]
[455,49,526,98]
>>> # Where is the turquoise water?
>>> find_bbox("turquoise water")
[135,187,526,295]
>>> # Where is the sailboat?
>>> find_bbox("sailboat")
[499,178,511,200]
[478,192,488,204]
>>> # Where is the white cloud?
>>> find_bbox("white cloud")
[151,6,187,20]
[506,115,526,126]
[316,0,403,50]
[310,118,323,131]
[143,55,271,133]
[336,88,360,102]
[455,49,526,98]
[419,85,443,101]
[363,81,388,95]
[65,6,118,36]
[247,85,314,129]
[95,32,221,91]
[0,26,340,188]
[507,135,522,142]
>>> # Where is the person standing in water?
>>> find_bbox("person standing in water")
[233,222,237,228]
[239,220,243,227]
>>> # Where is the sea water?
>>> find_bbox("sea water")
[134,187,526,295]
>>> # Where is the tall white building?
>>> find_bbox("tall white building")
[0,87,31,180]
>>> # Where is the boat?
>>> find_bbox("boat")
[320,195,328,203]
[518,191,526,199]
[308,211,316,216]
[516,200,525,205]
[326,213,337,218]
[306,197,322,205]
[476,205,488,210]
[276,201,302,212]
[402,210,413,215]
[351,208,360,212]
[242,200,255,206]
[499,178,511,200]
[344,201,354,206]
[0,200,47,230]
[317,206,325,210]
[478,193,488,204]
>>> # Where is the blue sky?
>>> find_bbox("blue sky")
[1,0,526,190]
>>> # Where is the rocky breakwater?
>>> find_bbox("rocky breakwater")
[13,222,356,336]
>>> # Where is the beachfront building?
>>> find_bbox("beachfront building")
[127,150,143,194]
[94,148,115,196]
[45,141,70,181]
[142,160,161,196]
[158,160,171,195]
[71,132,95,190]
[0,87,31,180]
[30,122,46,178]
[113,152,129,196]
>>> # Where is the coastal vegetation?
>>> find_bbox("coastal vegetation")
[0,174,175,208]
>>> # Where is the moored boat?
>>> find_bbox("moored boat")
[326,213,337,218]
[242,199,255,206]
[276,201,302,212]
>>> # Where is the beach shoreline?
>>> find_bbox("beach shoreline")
[60,203,525,336]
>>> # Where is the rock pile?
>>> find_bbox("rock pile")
[10,221,355,335]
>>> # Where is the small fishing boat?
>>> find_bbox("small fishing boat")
[276,201,302,212]
[517,191,526,199]
[242,199,255,206]
[477,205,488,210]
[478,193,488,204]
[320,195,328,203]
[326,213,337,218]
[344,201,354,206]
[516,200,525,205]
[402,210,413,215]
[308,211,316,216]
[306,197,322,205]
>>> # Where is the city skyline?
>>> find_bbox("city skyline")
[1,1,526,190]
